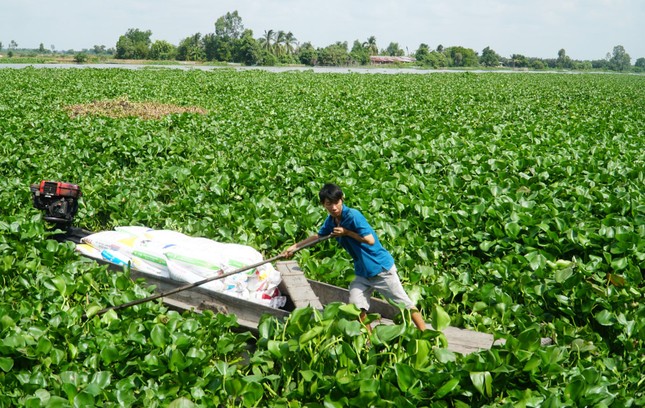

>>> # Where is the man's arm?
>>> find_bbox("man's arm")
[332,227,375,245]
[281,234,321,258]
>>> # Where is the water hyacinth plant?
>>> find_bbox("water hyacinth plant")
[0,67,643,406]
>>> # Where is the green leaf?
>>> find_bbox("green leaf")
[1,315,15,330]
[150,324,168,348]
[337,318,362,337]
[372,324,406,344]
[283,219,297,236]
[299,325,323,345]
[479,240,495,252]
[51,348,66,365]
[394,363,417,392]
[523,355,541,372]
[435,377,460,398]
[73,391,95,408]
[89,371,112,390]
[100,346,120,364]
[517,328,541,351]
[3,334,26,349]
[338,303,362,317]
[554,267,574,283]
[267,340,286,358]
[564,376,586,402]
[170,349,187,371]
[84,304,102,319]
[610,257,628,271]
[36,336,52,355]
[470,371,493,397]
[0,357,14,372]
[525,251,546,271]
[595,309,615,326]
[51,276,67,296]
[504,222,521,237]
[408,339,432,368]
[433,347,457,364]
[430,304,451,331]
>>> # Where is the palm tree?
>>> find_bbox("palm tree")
[260,30,275,53]
[284,32,298,55]
[362,36,378,56]
[274,30,287,56]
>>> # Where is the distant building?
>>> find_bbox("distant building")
[370,56,416,64]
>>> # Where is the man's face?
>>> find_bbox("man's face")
[323,199,343,218]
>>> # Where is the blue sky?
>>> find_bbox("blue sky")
[2,0,643,61]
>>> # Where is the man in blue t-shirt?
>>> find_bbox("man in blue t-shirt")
[282,183,426,331]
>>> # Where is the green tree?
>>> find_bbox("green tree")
[445,46,479,67]
[236,29,262,65]
[531,59,545,70]
[74,52,88,63]
[635,57,645,68]
[38,43,46,53]
[274,30,286,57]
[176,33,205,61]
[209,10,246,62]
[350,40,370,65]
[203,33,227,61]
[414,43,431,62]
[591,59,610,70]
[608,45,631,71]
[298,42,317,66]
[384,42,404,57]
[413,44,448,68]
[556,48,572,69]
[510,53,529,68]
[363,36,378,56]
[260,29,275,54]
[115,28,152,59]
[283,32,298,55]
[271,30,298,63]
[0,41,3,51]
[480,46,500,67]
[215,10,244,40]
[149,40,176,60]
[427,50,448,68]
[318,41,350,66]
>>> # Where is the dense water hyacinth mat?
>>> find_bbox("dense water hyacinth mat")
[0,68,643,406]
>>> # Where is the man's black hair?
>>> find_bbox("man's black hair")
[319,183,344,203]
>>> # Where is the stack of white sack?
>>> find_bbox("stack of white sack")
[76,226,286,309]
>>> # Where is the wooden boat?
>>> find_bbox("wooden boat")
[56,226,520,355]
[33,180,551,354]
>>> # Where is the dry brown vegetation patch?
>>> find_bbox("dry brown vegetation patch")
[65,97,208,120]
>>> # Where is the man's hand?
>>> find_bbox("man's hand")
[331,227,347,236]
[332,227,375,245]
[280,244,298,259]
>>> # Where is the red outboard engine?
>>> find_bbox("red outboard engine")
[30,180,82,225]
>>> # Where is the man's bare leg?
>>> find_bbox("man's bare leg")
[411,310,427,331]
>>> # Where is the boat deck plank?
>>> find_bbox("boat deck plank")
[276,261,505,355]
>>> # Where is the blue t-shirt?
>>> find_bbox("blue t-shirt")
[318,205,394,278]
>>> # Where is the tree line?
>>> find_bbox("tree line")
[2,10,643,72]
